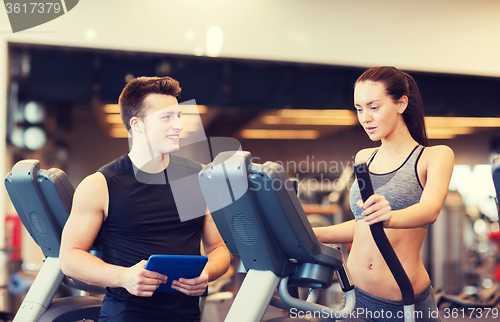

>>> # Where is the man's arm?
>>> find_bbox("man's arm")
[201,211,231,281]
[171,210,230,296]
[59,172,167,297]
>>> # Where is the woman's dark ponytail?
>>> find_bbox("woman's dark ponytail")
[402,72,428,146]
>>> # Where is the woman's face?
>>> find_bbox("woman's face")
[354,81,405,142]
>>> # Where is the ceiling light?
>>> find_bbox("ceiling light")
[109,126,128,138]
[262,115,357,126]
[257,109,358,126]
[428,133,457,140]
[10,127,25,148]
[104,104,120,113]
[84,29,96,40]
[181,105,207,114]
[106,114,123,124]
[427,126,474,138]
[240,129,319,140]
[206,26,224,57]
[424,116,500,139]
[425,117,500,127]
[23,101,45,124]
[277,109,356,119]
[427,127,474,135]
[24,126,47,150]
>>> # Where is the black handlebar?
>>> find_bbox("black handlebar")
[354,162,415,306]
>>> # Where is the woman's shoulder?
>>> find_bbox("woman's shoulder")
[354,147,379,163]
[421,145,455,166]
[423,144,454,158]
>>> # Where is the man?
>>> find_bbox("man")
[60,76,230,322]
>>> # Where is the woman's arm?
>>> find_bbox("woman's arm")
[313,219,356,244]
[361,145,455,228]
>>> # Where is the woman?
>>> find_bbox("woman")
[314,66,454,321]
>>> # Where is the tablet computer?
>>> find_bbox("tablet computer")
[145,254,208,293]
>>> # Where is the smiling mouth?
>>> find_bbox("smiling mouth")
[166,135,179,139]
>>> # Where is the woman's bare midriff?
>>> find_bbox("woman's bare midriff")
[347,220,430,301]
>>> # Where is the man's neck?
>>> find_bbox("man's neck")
[128,148,170,173]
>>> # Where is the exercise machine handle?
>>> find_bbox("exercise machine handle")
[354,162,415,321]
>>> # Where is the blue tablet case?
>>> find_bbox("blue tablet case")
[145,255,208,293]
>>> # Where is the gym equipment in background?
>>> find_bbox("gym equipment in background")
[5,160,102,322]
[493,155,500,210]
[433,156,500,311]
[199,151,356,321]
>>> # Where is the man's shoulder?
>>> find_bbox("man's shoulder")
[75,172,108,198]
[98,154,131,178]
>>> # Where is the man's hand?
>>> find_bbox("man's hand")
[171,269,208,296]
[123,260,168,297]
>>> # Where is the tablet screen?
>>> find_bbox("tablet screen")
[145,254,208,293]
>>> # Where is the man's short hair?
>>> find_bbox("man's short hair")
[119,76,182,132]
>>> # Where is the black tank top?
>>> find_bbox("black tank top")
[97,154,205,320]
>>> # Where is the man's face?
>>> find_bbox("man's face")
[140,94,183,156]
